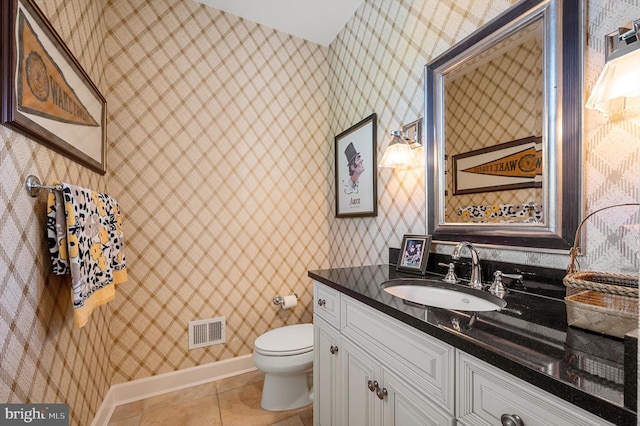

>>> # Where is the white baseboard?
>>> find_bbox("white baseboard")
[92,354,256,426]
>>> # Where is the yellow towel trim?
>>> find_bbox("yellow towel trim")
[113,268,128,284]
[73,284,115,328]
[73,276,127,328]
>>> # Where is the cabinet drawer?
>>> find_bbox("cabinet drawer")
[341,295,455,414]
[314,282,340,328]
[457,352,615,426]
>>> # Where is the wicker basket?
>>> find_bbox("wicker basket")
[563,204,640,339]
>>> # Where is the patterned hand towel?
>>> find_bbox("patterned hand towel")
[46,182,127,328]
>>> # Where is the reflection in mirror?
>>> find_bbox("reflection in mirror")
[425,0,582,251]
[445,19,543,224]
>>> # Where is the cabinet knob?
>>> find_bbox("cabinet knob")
[329,345,339,355]
[501,414,524,426]
[317,299,326,306]
[367,380,378,392]
[376,386,388,400]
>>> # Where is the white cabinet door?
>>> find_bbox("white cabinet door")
[340,336,455,426]
[341,292,455,414]
[341,338,381,426]
[314,317,341,426]
[382,368,455,426]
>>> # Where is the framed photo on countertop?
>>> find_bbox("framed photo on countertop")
[397,234,431,275]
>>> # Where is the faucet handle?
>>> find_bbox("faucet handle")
[489,271,506,297]
[502,272,523,281]
[439,262,459,284]
[513,268,536,278]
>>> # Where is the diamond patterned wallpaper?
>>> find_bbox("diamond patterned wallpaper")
[581,0,640,274]
[1,0,639,424]
[0,1,110,425]
[104,0,329,383]
[327,0,521,267]
[327,0,640,274]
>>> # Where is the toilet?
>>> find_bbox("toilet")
[253,323,314,411]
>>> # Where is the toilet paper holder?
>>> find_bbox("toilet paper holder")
[273,293,298,306]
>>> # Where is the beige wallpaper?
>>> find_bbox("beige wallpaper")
[1,0,639,424]
[0,1,110,425]
[104,0,330,383]
[327,0,640,275]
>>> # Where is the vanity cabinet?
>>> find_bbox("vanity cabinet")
[456,351,616,426]
[309,265,634,425]
[313,281,455,426]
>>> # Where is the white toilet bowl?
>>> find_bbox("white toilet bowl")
[253,323,314,411]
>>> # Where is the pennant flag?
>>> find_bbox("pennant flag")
[462,146,541,178]
[17,9,98,127]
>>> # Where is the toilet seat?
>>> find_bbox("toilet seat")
[254,323,313,356]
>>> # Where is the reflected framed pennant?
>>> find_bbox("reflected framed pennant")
[1,0,107,174]
[452,136,542,195]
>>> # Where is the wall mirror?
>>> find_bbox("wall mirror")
[425,0,582,251]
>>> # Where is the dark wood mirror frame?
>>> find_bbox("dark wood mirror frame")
[425,0,582,251]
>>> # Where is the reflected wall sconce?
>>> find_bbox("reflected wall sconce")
[379,118,423,169]
[586,18,640,116]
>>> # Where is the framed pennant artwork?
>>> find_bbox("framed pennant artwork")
[1,0,107,174]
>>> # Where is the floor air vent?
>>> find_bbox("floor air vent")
[189,317,225,349]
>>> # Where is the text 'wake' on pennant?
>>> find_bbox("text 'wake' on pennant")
[17,9,98,127]
[462,147,542,178]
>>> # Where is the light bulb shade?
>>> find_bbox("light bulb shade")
[410,145,425,168]
[378,140,414,168]
[586,46,640,115]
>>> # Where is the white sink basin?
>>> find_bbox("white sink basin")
[382,278,507,312]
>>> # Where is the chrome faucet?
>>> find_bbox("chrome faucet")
[451,241,483,290]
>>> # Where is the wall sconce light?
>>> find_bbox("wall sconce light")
[586,18,640,116]
[379,119,423,169]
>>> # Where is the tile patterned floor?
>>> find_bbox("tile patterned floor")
[107,370,313,426]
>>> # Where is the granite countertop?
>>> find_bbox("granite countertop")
[308,264,637,426]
